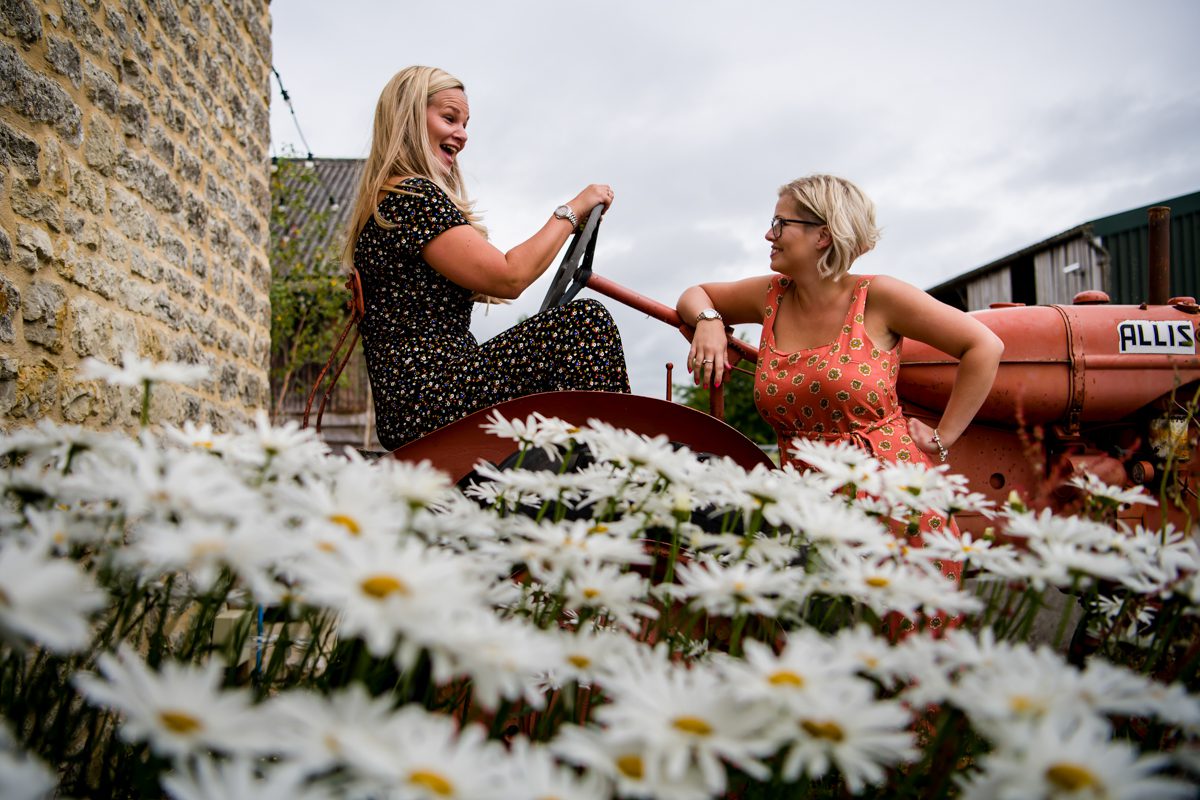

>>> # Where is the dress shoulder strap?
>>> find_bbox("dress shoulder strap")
[844,275,874,330]
[760,275,790,347]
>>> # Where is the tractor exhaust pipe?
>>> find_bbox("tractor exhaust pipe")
[1148,205,1170,305]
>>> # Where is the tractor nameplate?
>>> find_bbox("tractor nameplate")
[1117,320,1196,354]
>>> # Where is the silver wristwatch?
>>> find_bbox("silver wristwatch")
[695,308,723,324]
[553,204,579,228]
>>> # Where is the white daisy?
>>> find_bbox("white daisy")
[0,722,56,800]
[778,681,918,792]
[552,724,714,800]
[0,539,106,653]
[353,706,510,799]
[74,645,269,759]
[668,554,798,618]
[162,757,330,800]
[501,737,611,800]
[80,350,210,387]
[562,561,658,632]
[1068,471,1158,508]
[788,436,885,496]
[268,685,408,778]
[291,535,485,658]
[479,409,578,461]
[960,715,1192,800]
[591,657,777,794]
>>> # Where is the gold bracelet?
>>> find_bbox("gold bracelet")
[931,428,948,463]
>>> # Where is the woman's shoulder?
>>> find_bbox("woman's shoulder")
[376,176,460,221]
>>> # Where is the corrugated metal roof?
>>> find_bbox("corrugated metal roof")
[928,190,1200,304]
[270,157,364,271]
[1092,191,1200,304]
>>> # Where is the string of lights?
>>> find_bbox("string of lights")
[270,65,341,212]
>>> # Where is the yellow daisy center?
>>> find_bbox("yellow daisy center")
[588,524,608,534]
[672,715,713,736]
[329,514,361,535]
[408,770,455,796]
[567,654,591,669]
[616,754,644,779]
[865,576,890,588]
[801,719,845,742]
[1009,695,1044,714]
[582,587,601,599]
[361,574,410,599]
[767,670,805,687]
[195,440,214,449]
[159,709,203,734]
[1045,762,1099,791]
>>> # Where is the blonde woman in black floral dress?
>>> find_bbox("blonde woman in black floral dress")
[344,67,630,451]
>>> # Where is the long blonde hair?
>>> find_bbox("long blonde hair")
[779,175,880,281]
[342,66,485,269]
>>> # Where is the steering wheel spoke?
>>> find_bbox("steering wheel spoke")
[539,204,605,312]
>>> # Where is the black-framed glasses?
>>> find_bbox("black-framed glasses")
[770,216,825,238]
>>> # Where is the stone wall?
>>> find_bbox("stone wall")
[0,0,272,433]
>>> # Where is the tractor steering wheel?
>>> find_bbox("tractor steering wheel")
[538,204,605,312]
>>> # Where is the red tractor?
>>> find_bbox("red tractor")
[312,206,1199,535]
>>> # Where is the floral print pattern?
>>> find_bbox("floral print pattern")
[754,276,962,632]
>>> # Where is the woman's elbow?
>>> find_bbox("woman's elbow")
[973,329,1005,368]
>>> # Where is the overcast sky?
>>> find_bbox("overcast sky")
[268,1,1200,397]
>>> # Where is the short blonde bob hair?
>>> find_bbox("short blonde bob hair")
[343,66,484,268]
[779,174,880,281]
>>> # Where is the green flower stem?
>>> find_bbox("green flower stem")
[140,378,152,427]
[728,613,748,657]
[1053,574,1083,649]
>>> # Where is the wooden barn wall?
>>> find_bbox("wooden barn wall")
[1034,237,1105,305]
[965,266,1011,310]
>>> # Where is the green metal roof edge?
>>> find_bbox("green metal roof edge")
[1090,190,1200,237]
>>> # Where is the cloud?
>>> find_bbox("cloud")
[270,0,1200,395]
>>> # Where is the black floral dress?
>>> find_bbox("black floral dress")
[355,178,630,451]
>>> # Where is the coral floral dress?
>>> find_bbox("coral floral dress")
[753,275,961,633]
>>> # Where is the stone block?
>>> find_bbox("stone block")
[15,222,54,271]
[22,279,66,352]
[0,227,11,262]
[11,178,62,230]
[0,119,39,179]
[0,43,83,145]
[184,192,206,236]
[0,274,18,342]
[41,136,70,195]
[63,212,99,251]
[46,36,82,87]
[148,126,175,166]
[61,0,107,59]
[60,380,96,423]
[67,159,105,213]
[69,295,136,359]
[129,249,161,281]
[60,245,119,299]
[0,356,17,417]
[0,0,42,45]
[82,59,118,114]
[8,357,60,421]
[115,150,182,214]
[118,92,148,139]
[83,114,116,174]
